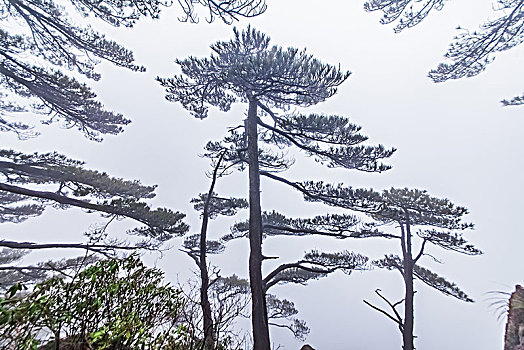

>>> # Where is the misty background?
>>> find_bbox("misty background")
[3,0,523,348]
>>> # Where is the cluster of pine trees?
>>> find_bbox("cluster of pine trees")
[1,0,522,349]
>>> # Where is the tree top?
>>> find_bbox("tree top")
[158,26,351,119]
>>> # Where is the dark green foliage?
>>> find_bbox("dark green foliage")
[0,150,155,199]
[157,26,350,119]
[373,254,473,302]
[0,191,44,223]
[429,1,524,83]
[412,264,473,302]
[502,93,524,106]
[417,229,482,255]
[257,113,394,172]
[226,210,362,240]
[264,250,368,290]
[191,193,248,219]
[183,234,226,256]
[0,255,186,349]
[0,150,188,239]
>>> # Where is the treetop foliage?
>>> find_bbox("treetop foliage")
[364,0,447,33]
[157,26,351,119]
[364,0,524,105]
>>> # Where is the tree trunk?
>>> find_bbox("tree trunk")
[246,96,271,350]
[200,155,225,350]
[401,220,415,350]
[200,208,215,350]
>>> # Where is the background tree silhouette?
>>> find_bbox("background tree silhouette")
[158,26,393,349]
[364,0,524,106]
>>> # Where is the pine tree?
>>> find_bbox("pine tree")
[183,153,248,349]
[158,26,394,349]
[0,0,265,283]
[0,149,189,286]
[186,148,366,348]
[289,183,482,350]
[364,0,524,106]
[0,0,266,140]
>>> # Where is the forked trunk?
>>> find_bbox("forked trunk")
[246,96,271,350]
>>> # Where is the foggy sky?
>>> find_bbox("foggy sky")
[4,0,524,349]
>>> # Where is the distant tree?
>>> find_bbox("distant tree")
[158,26,393,349]
[364,0,524,106]
[182,151,248,349]
[290,184,481,350]
[0,255,186,350]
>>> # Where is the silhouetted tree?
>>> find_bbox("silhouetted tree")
[1,0,266,283]
[183,152,248,349]
[0,0,266,140]
[0,150,188,286]
[290,184,481,350]
[158,26,393,349]
[364,0,524,105]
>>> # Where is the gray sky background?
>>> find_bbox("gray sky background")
[4,0,524,349]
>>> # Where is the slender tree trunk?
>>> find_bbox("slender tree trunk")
[199,154,225,350]
[401,219,415,350]
[246,95,271,350]
[200,203,215,350]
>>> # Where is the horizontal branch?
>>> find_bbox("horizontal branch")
[0,240,139,252]
[0,182,177,234]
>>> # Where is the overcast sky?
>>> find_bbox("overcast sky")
[5,0,524,349]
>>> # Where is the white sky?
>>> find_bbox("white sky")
[4,0,524,349]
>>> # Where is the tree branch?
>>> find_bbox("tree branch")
[363,289,404,334]
[413,238,427,263]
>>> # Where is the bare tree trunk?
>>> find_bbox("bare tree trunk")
[401,219,415,350]
[199,154,225,350]
[246,95,271,350]
[200,200,215,350]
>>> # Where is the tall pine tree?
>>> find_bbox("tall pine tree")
[158,26,394,349]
